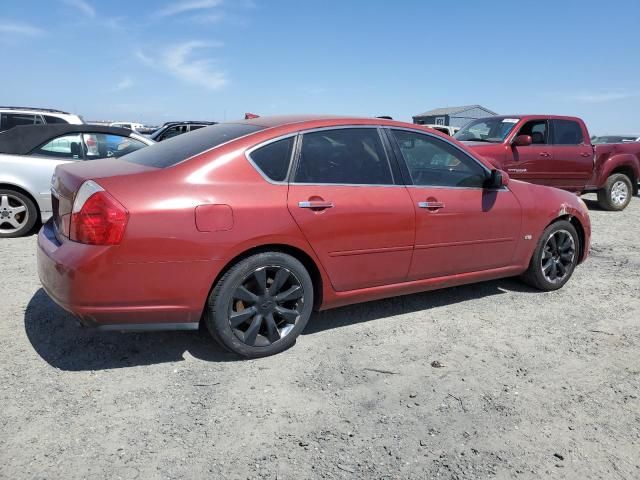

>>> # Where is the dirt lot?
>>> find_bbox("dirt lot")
[1,193,639,480]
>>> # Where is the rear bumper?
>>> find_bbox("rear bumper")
[37,219,220,329]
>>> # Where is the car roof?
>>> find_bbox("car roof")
[474,114,583,122]
[230,114,426,131]
[0,106,71,115]
[0,124,135,155]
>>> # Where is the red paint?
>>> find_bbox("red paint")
[462,115,640,192]
[37,116,591,328]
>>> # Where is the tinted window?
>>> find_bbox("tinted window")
[189,125,207,131]
[160,125,187,141]
[553,120,583,145]
[83,133,147,159]
[392,130,487,188]
[43,115,68,124]
[31,134,83,159]
[518,120,548,144]
[1,113,37,130]
[295,128,392,185]
[124,123,264,168]
[250,137,294,182]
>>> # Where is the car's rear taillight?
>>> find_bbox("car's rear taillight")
[70,180,128,245]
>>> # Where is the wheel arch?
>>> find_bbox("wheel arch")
[609,165,638,195]
[547,214,587,264]
[205,243,325,316]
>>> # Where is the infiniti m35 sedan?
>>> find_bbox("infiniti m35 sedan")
[37,116,591,357]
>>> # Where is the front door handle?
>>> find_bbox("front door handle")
[580,152,591,157]
[298,201,334,210]
[539,152,551,158]
[418,201,445,210]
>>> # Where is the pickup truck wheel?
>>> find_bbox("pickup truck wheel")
[204,252,314,358]
[597,173,632,211]
[0,189,38,238]
[521,220,579,291]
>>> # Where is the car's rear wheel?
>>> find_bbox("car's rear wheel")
[0,189,38,238]
[521,220,580,291]
[204,252,314,358]
[597,173,632,211]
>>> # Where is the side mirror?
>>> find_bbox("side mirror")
[485,169,509,189]
[512,134,532,147]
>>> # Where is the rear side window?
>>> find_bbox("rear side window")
[294,128,393,185]
[1,113,37,130]
[43,115,68,124]
[552,120,584,145]
[31,134,84,159]
[249,137,294,182]
[123,123,264,168]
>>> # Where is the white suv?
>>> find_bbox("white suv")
[0,107,84,133]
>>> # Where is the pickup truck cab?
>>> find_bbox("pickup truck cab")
[455,115,640,210]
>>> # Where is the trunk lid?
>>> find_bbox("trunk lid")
[52,158,157,238]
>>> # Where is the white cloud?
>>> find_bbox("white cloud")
[0,21,44,36]
[61,0,96,18]
[137,41,228,91]
[113,76,134,92]
[191,13,224,24]
[156,0,223,18]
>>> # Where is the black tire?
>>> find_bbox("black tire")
[520,220,580,291]
[0,189,38,238]
[204,252,314,358]
[597,173,633,211]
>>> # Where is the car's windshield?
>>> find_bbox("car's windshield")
[454,117,520,143]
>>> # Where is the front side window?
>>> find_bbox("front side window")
[518,120,548,144]
[552,120,584,145]
[161,125,187,141]
[249,137,294,182]
[31,134,84,159]
[454,117,519,143]
[392,130,487,188]
[83,134,147,159]
[294,128,392,185]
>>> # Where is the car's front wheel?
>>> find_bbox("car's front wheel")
[204,252,314,358]
[521,220,580,291]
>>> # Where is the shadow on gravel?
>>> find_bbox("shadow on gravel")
[26,278,537,370]
[582,198,606,211]
[303,277,537,335]
[24,289,239,371]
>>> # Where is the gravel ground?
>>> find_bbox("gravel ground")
[1,193,639,480]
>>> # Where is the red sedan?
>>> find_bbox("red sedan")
[37,116,591,357]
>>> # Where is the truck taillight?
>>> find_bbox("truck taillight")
[70,180,128,245]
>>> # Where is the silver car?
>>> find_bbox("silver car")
[0,124,154,237]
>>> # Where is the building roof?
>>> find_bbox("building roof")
[414,104,497,118]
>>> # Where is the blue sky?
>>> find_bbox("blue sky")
[1,0,639,134]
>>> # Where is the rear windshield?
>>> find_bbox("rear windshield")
[123,123,264,168]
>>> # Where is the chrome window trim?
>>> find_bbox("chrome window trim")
[386,126,494,191]
[289,125,396,186]
[244,132,299,185]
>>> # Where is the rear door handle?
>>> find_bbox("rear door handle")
[539,152,551,157]
[298,201,334,210]
[580,153,591,157]
[418,201,445,210]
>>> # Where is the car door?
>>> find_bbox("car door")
[388,129,521,280]
[287,127,416,292]
[549,119,593,190]
[505,119,556,186]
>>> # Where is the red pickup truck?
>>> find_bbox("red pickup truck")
[454,115,640,210]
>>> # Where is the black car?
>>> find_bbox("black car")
[149,121,217,142]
